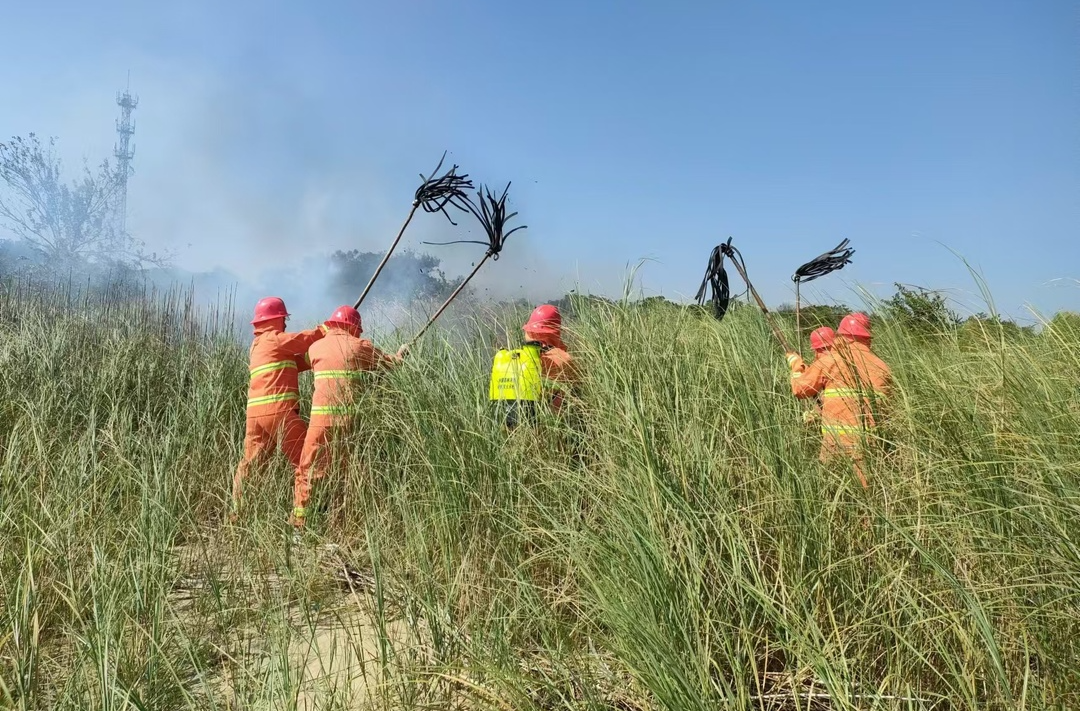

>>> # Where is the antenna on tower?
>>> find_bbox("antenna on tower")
[114,73,138,236]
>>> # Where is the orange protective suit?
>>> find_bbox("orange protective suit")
[232,320,325,512]
[292,326,398,524]
[789,326,835,423]
[525,330,578,412]
[788,340,892,487]
[788,353,823,424]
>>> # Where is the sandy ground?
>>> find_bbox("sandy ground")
[171,539,431,710]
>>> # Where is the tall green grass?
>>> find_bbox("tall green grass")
[0,279,1077,710]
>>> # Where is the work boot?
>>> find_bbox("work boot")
[289,506,307,530]
[288,509,307,548]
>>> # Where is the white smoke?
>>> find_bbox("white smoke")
[0,55,633,345]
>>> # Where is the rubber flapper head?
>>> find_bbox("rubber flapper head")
[252,296,290,324]
[326,305,362,332]
[838,312,871,340]
[810,326,836,352]
[523,304,561,337]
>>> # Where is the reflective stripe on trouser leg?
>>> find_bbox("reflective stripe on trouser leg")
[246,392,301,409]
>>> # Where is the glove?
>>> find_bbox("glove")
[801,409,819,424]
[395,344,410,359]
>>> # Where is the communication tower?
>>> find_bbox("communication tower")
[114,77,138,234]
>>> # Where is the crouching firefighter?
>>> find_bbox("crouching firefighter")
[489,304,578,427]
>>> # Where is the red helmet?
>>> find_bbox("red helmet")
[848,312,870,329]
[838,312,871,340]
[251,296,289,324]
[523,304,561,336]
[326,305,362,332]
[809,326,836,352]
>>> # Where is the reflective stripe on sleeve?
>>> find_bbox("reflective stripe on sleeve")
[822,387,886,398]
[821,423,868,436]
[542,377,568,393]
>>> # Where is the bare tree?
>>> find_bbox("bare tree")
[0,133,164,273]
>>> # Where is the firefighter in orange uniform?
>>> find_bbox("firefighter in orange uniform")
[788,326,836,373]
[787,313,892,487]
[291,305,406,528]
[232,297,326,516]
[522,304,578,412]
[788,326,836,424]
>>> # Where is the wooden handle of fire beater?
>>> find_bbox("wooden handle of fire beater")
[406,252,490,347]
[354,203,419,309]
[727,253,793,353]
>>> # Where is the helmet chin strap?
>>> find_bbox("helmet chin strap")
[525,331,562,349]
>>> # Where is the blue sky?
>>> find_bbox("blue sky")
[1,0,1077,321]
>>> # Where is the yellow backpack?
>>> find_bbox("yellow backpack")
[489,342,543,427]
